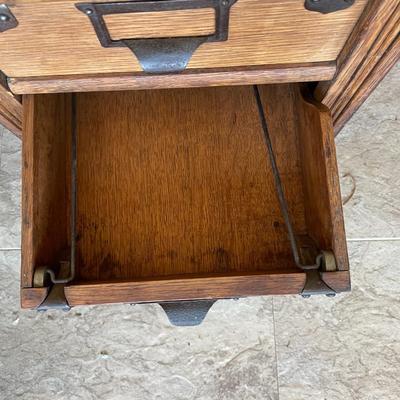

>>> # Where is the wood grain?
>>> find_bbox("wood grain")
[314,0,400,132]
[21,94,71,288]
[65,272,307,306]
[74,85,306,281]
[297,90,349,271]
[105,9,215,39]
[321,271,351,293]
[0,0,366,78]
[334,35,400,134]
[20,287,49,309]
[0,72,22,136]
[8,62,336,95]
[22,84,349,305]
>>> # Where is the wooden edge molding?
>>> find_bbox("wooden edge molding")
[21,270,351,309]
[21,287,49,309]
[314,0,400,132]
[8,62,336,95]
[0,71,22,137]
[334,35,400,134]
[321,270,351,293]
[64,272,307,307]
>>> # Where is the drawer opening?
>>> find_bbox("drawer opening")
[21,84,349,308]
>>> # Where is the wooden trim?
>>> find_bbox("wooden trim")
[334,35,400,134]
[321,271,351,293]
[21,287,49,309]
[314,0,400,132]
[64,272,307,307]
[0,72,22,137]
[8,62,336,95]
[21,271,351,309]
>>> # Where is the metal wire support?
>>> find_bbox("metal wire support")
[253,85,325,272]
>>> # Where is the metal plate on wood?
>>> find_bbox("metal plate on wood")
[304,0,355,14]
[0,4,18,33]
[76,0,238,73]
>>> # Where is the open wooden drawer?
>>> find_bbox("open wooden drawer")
[20,83,349,324]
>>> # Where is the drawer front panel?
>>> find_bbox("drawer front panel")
[0,0,367,78]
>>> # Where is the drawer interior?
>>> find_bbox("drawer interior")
[21,84,348,307]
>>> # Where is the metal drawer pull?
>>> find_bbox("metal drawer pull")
[76,0,238,74]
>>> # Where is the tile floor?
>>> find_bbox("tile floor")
[0,63,399,399]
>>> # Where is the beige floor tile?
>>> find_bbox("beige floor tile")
[273,241,400,400]
[0,250,278,400]
[0,127,21,249]
[337,63,400,239]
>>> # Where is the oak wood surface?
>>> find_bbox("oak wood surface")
[8,62,336,95]
[21,84,349,306]
[297,91,348,271]
[334,36,400,133]
[64,272,306,306]
[0,0,366,78]
[0,73,22,136]
[21,94,71,288]
[20,287,49,309]
[314,0,400,133]
[74,85,306,281]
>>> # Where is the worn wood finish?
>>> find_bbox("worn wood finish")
[0,0,366,79]
[65,272,306,306]
[21,94,71,288]
[297,91,348,271]
[314,0,400,132]
[334,35,400,133]
[105,9,215,39]
[74,85,306,281]
[20,287,49,309]
[8,62,336,95]
[0,73,22,136]
[21,84,349,307]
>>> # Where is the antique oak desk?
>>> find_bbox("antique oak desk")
[0,0,398,325]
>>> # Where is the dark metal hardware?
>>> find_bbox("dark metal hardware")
[76,0,238,74]
[0,4,18,33]
[253,85,337,297]
[304,0,355,14]
[160,301,216,326]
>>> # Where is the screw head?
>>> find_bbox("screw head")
[84,8,94,15]
[221,0,229,6]
[0,13,10,22]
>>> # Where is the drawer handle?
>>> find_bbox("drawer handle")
[76,0,238,74]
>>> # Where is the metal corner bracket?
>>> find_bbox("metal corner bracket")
[304,0,355,14]
[0,4,18,33]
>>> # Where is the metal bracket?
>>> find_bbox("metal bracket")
[0,4,18,33]
[304,0,355,14]
[160,300,216,326]
[76,0,238,74]
[33,265,71,311]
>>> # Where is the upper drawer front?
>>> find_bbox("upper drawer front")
[0,0,367,78]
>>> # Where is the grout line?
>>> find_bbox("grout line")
[0,248,21,251]
[347,237,400,242]
[271,297,281,400]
